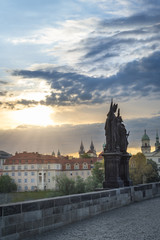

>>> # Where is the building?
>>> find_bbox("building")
[141,130,160,174]
[3,152,62,192]
[61,156,97,179]
[0,151,12,176]
[79,140,97,158]
[86,140,97,158]
[79,141,85,157]
[141,130,151,154]
[2,152,98,192]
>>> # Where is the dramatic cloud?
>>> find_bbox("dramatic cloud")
[0,91,7,96]
[0,99,39,110]
[1,0,160,155]
[84,0,160,17]
[11,51,160,107]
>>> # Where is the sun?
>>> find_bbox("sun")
[12,105,54,127]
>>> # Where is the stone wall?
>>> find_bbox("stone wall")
[1,182,160,240]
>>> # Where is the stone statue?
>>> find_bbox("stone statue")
[104,100,129,153]
[117,108,130,153]
[103,100,132,188]
[105,100,118,152]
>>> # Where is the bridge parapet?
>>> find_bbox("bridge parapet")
[1,182,160,240]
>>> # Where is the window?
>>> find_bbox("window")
[31,172,35,176]
[5,166,8,170]
[48,165,50,169]
[31,178,35,183]
[48,179,50,182]
[12,166,15,170]
[5,172,8,175]
[81,171,84,176]
[18,165,21,170]
[31,186,35,191]
[48,172,50,176]
[24,172,28,176]
[18,179,21,183]
[12,172,15,176]
[24,165,28,170]
[18,172,21,176]
[24,186,28,191]
[66,163,71,170]
[83,163,88,169]
[24,179,27,183]
[74,163,79,170]
[31,165,34,169]
[56,164,60,169]
[18,186,21,191]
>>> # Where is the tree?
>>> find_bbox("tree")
[0,175,17,193]
[146,159,160,183]
[91,162,104,188]
[129,152,159,185]
[80,153,91,158]
[84,176,95,192]
[54,174,76,195]
[75,176,86,194]
[54,161,105,196]
[129,153,147,185]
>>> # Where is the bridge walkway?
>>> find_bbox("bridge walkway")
[27,197,160,240]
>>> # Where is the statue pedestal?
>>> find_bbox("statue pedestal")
[120,153,133,186]
[103,152,124,189]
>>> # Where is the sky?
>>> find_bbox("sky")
[0,0,160,156]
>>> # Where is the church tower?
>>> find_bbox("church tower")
[155,131,160,151]
[57,149,61,157]
[90,140,96,155]
[79,141,85,157]
[141,130,151,154]
[87,140,97,157]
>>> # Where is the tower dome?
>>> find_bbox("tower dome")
[141,130,150,141]
[141,130,151,154]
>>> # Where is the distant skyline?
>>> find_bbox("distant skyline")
[0,0,160,155]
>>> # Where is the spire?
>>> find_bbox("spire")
[79,141,85,156]
[156,130,159,141]
[155,130,160,151]
[90,140,95,151]
[52,150,55,156]
[103,143,106,151]
[57,150,61,157]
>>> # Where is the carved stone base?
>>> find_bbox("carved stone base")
[120,153,133,186]
[103,152,124,189]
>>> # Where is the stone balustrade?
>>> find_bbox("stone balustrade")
[1,182,160,240]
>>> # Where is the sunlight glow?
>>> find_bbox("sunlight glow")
[12,105,54,127]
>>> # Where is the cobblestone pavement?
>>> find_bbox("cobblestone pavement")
[28,197,160,240]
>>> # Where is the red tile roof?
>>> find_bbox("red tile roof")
[4,152,98,171]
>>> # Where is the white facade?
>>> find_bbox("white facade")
[3,162,62,191]
[2,151,98,192]
[141,130,160,175]
[144,151,160,174]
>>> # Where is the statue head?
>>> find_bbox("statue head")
[113,103,118,113]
